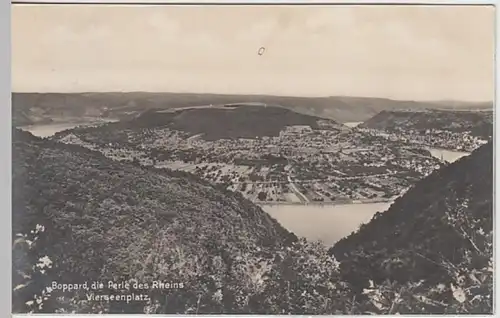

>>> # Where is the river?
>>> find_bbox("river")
[344,122,363,128]
[17,119,119,138]
[263,148,471,245]
[262,202,392,246]
[428,148,470,163]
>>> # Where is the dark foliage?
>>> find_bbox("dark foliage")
[12,128,298,313]
[330,142,493,298]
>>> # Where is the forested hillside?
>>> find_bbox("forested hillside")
[12,129,494,314]
[12,129,302,313]
[360,109,493,138]
[12,129,348,314]
[331,142,493,313]
[89,106,343,141]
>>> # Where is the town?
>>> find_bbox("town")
[54,120,453,205]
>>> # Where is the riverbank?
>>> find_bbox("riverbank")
[258,197,394,207]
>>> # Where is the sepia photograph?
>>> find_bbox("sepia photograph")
[11,1,495,315]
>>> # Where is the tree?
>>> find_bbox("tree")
[257,192,267,201]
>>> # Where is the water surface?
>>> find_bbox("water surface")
[262,202,392,245]
[344,122,363,128]
[428,148,470,163]
[18,119,118,138]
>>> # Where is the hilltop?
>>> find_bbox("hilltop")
[330,142,493,313]
[360,109,493,139]
[12,92,492,126]
[113,105,344,141]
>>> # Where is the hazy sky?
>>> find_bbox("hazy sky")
[12,4,495,101]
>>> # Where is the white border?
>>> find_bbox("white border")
[2,0,12,317]
[8,0,500,5]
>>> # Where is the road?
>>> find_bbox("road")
[287,175,310,203]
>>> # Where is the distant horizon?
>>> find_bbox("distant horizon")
[11,91,494,104]
[12,5,494,101]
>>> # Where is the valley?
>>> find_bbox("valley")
[49,106,463,207]
[12,102,494,315]
[18,117,474,246]
[12,125,494,315]
[12,92,492,126]
[17,104,489,249]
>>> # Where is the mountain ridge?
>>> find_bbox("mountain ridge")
[12,92,493,126]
